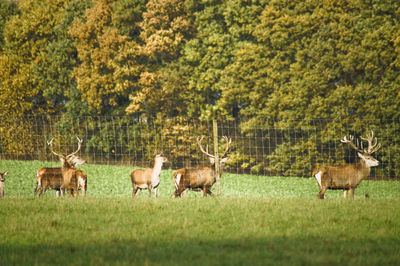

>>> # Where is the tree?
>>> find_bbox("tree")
[69,0,141,115]
[0,0,18,52]
[125,0,193,118]
[34,0,93,116]
[223,0,400,175]
[0,0,67,117]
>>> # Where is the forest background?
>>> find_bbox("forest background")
[1,0,400,178]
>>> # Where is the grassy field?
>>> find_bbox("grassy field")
[0,160,400,265]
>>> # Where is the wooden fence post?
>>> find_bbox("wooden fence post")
[213,119,221,196]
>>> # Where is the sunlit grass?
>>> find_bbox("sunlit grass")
[1,160,399,265]
[1,160,399,199]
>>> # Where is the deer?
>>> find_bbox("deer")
[171,136,231,198]
[34,150,86,197]
[0,171,9,198]
[312,130,381,199]
[47,137,88,197]
[130,153,168,198]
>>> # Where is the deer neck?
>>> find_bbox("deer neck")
[61,158,75,173]
[357,159,371,180]
[151,159,163,186]
[209,163,224,175]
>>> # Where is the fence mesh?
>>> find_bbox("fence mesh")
[0,115,399,180]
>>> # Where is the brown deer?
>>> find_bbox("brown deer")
[0,171,9,198]
[47,137,88,197]
[130,153,168,198]
[34,149,86,197]
[171,136,231,198]
[312,130,381,199]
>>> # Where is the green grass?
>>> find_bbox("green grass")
[0,160,400,265]
[1,160,399,199]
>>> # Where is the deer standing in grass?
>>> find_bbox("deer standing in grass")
[171,136,231,198]
[0,171,9,198]
[312,130,381,199]
[34,149,86,197]
[48,137,87,197]
[130,153,168,198]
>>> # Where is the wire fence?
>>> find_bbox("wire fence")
[0,115,399,180]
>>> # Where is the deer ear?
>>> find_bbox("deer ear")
[209,157,215,164]
[3,171,8,176]
[357,152,365,159]
[220,157,228,163]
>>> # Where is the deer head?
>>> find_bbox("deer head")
[340,130,381,167]
[47,137,86,167]
[197,136,231,165]
[0,171,8,182]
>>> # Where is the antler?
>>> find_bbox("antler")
[69,136,83,156]
[197,136,214,158]
[47,138,62,157]
[196,136,232,158]
[340,135,363,153]
[221,136,232,158]
[341,130,381,155]
[360,130,381,154]
[47,137,83,157]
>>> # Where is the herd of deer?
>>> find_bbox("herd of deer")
[0,131,381,199]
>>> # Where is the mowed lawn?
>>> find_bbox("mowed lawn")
[0,160,400,265]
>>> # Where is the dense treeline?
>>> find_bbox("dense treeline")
[1,0,400,177]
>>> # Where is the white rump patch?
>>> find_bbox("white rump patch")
[175,173,181,190]
[78,177,85,188]
[315,171,322,188]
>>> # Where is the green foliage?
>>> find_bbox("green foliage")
[2,0,400,177]
[69,0,142,115]
[125,0,194,117]
[36,0,93,116]
[0,0,67,117]
[0,0,18,51]
[112,0,147,39]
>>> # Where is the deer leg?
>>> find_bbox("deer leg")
[171,190,180,198]
[206,188,214,197]
[349,188,355,199]
[133,187,141,198]
[34,186,40,197]
[56,189,61,197]
[181,188,189,198]
[343,190,348,199]
[147,187,152,198]
[67,189,73,197]
[171,186,185,198]
[154,187,159,198]
[61,188,66,197]
[201,187,207,197]
[39,187,47,197]
[132,185,136,198]
[318,186,327,199]
[74,188,79,197]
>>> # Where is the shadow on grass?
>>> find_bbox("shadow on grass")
[1,236,399,265]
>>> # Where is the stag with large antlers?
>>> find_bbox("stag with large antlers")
[312,130,381,199]
[34,150,86,197]
[171,136,231,198]
[47,137,87,197]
